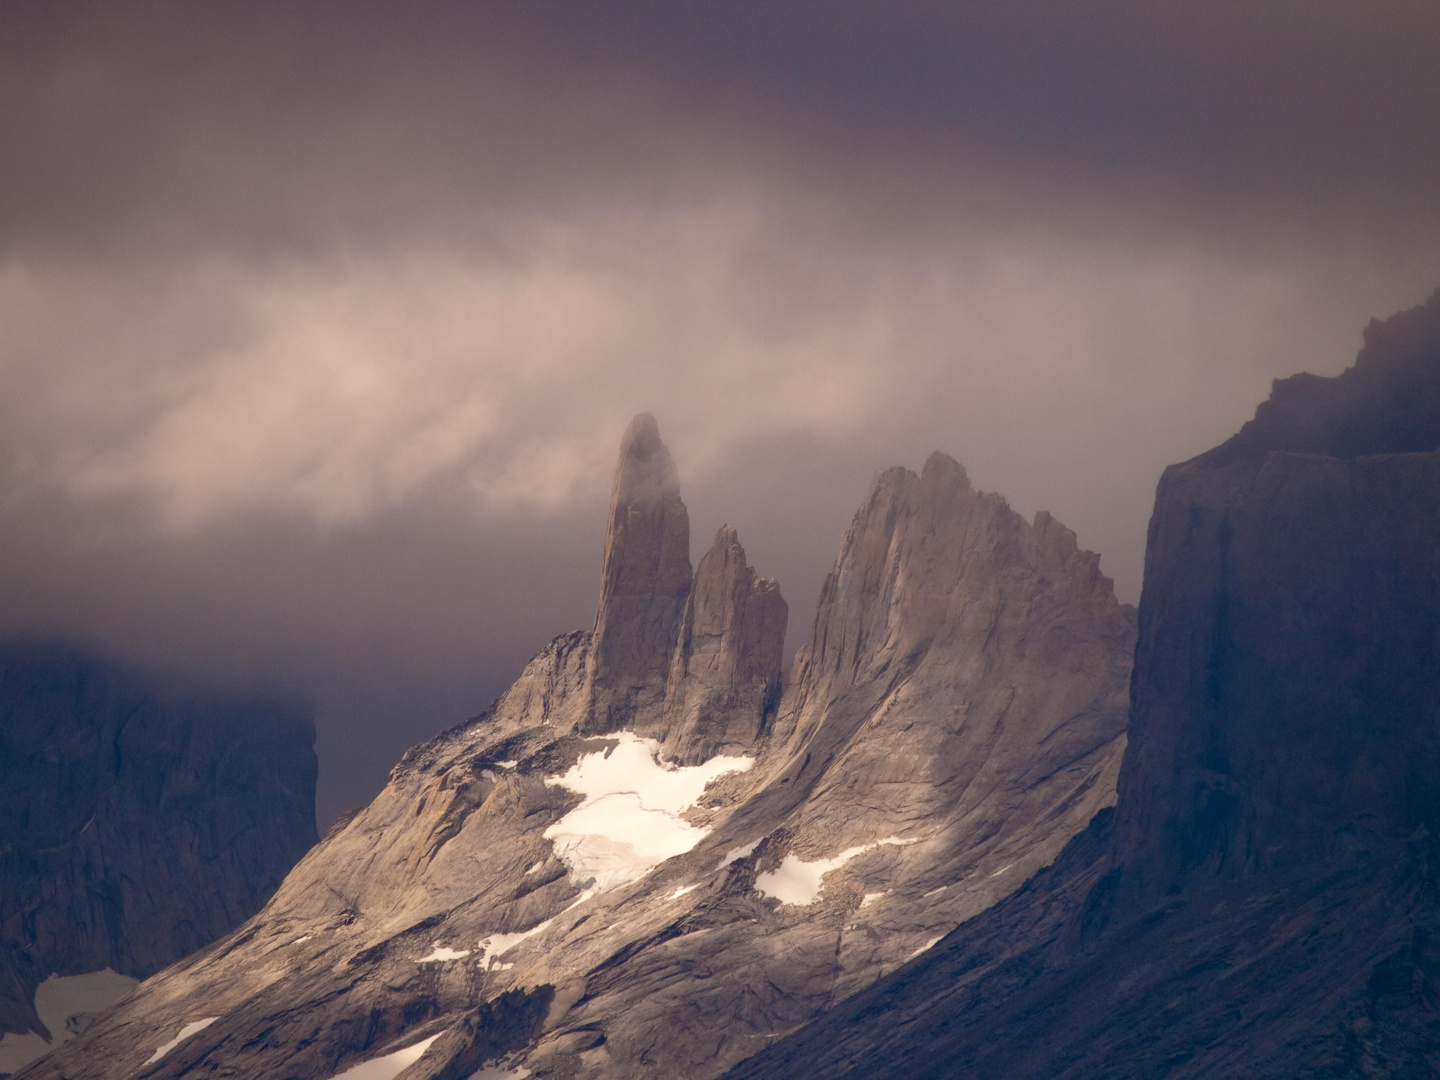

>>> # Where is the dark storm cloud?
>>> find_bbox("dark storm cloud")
[5,1,1439,253]
[2,0,1438,822]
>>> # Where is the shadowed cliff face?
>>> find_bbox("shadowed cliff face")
[1111,448,1440,906]
[723,289,1440,1080]
[19,418,1132,1080]
[0,646,317,1075]
[1111,288,1440,910]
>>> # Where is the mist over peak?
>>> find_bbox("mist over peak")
[2,0,1437,822]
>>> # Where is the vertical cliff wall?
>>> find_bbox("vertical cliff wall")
[1112,288,1440,908]
[0,645,317,1075]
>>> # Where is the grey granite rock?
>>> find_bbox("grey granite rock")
[724,289,1440,1080]
[661,525,787,764]
[582,413,693,735]
[18,419,1133,1080]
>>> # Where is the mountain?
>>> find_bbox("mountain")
[0,645,318,1076]
[723,289,1440,1079]
[20,414,1134,1080]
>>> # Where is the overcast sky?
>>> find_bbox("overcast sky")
[4,0,1439,824]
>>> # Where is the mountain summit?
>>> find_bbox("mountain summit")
[19,419,1133,1080]
[726,289,1440,1080]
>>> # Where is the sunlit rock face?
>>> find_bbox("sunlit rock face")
[22,418,1134,1080]
[724,290,1440,1080]
[661,525,788,765]
[583,414,788,757]
[0,647,317,1076]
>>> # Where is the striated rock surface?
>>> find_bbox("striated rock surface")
[726,289,1440,1080]
[20,418,1133,1080]
[582,413,694,735]
[661,525,787,764]
[0,645,317,1076]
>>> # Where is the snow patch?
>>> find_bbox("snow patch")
[0,968,139,1073]
[542,733,752,892]
[145,1017,219,1065]
[523,861,543,875]
[326,1033,441,1080]
[718,839,761,868]
[496,760,519,770]
[293,935,314,944]
[34,969,139,1044]
[477,916,556,969]
[908,936,944,960]
[667,883,701,900]
[989,863,1013,878]
[922,885,948,898]
[754,838,914,906]
[418,945,471,963]
[0,1033,51,1075]
[860,891,886,909]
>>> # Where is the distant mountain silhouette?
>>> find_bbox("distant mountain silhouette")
[0,644,317,1076]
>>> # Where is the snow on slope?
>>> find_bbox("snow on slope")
[754,839,914,906]
[542,733,752,891]
[325,1034,441,1080]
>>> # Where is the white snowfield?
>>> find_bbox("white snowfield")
[908,935,945,960]
[474,886,597,971]
[417,945,471,963]
[325,1033,441,1080]
[145,1017,219,1065]
[0,968,139,1074]
[477,920,551,969]
[542,733,753,892]
[754,838,916,906]
[718,839,761,868]
[0,1032,49,1075]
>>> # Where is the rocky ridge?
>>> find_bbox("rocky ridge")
[724,289,1440,1079]
[20,413,1134,1080]
[0,646,318,1076]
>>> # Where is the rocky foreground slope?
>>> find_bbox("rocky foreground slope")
[725,291,1440,1079]
[21,415,1134,1080]
[0,647,318,1076]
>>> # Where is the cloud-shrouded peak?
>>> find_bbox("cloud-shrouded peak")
[1,0,1438,824]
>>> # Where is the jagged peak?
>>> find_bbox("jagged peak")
[920,450,970,490]
[596,413,691,601]
[611,411,682,510]
[1201,286,1440,464]
[583,415,692,734]
[708,522,741,551]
